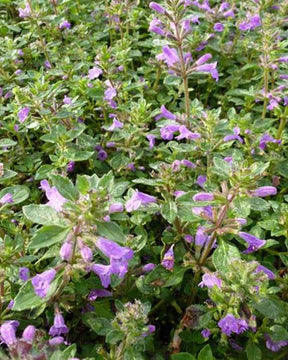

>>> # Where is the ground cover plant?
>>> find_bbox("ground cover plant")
[0,0,288,359]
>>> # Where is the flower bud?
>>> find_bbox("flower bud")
[149,2,166,14]
[193,192,214,202]
[22,325,36,342]
[59,241,73,261]
[250,186,277,197]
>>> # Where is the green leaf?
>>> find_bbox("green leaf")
[0,138,17,147]
[212,241,241,274]
[245,342,262,360]
[248,198,270,211]
[270,325,288,341]
[29,225,71,250]
[23,205,66,226]
[96,221,126,244]
[50,174,79,201]
[197,344,213,360]
[105,330,124,344]
[82,314,112,335]
[161,201,177,223]
[76,175,91,194]
[212,157,231,177]
[171,353,196,360]
[252,297,288,319]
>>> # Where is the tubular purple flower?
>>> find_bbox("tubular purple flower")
[149,18,165,36]
[49,313,68,337]
[201,329,211,338]
[18,3,31,18]
[171,160,181,172]
[108,118,123,131]
[146,134,156,149]
[250,186,277,197]
[156,46,180,67]
[60,241,73,261]
[160,124,180,140]
[195,53,212,66]
[174,190,186,197]
[98,150,108,161]
[193,192,214,201]
[155,105,177,120]
[214,23,224,32]
[0,321,18,346]
[0,193,13,204]
[196,175,207,188]
[149,2,166,14]
[88,66,103,80]
[63,95,72,105]
[195,62,219,81]
[175,125,201,140]
[181,159,196,168]
[109,202,123,214]
[265,335,288,352]
[192,206,213,219]
[22,325,36,342]
[17,107,30,123]
[91,264,112,288]
[238,232,266,253]
[142,263,156,273]
[199,273,222,288]
[31,269,56,298]
[59,20,71,29]
[88,289,112,301]
[184,234,193,243]
[49,336,64,346]
[255,265,276,280]
[126,190,157,212]
[79,243,93,262]
[195,226,208,246]
[218,314,248,336]
[40,180,67,212]
[224,127,243,143]
[67,161,75,173]
[19,267,29,281]
[162,245,174,270]
[96,237,133,261]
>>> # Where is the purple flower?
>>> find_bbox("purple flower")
[146,134,156,149]
[238,232,266,253]
[195,62,219,81]
[88,289,112,301]
[104,81,117,100]
[149,2,166,14]
[143,263,156,273]
[259,133,281,150]
[149,17,165,36]
[79,242,93,262]
[250,186,277,197]
[49,313,68,336]
[160,124,180,140]
[19,267,29,281]
[278,56,288,63]
[31,269,56,298]
[18,49,24,56]
[171,160,181,172]
[49,336,64,346]
[0,321,19,346]
[40,180,67,211]
[91,264,112,288]
[59,241,73,261]
[195,53,212,66]
[44,60,52,69]
[17,107,30,123]
[22,325,36,342]
[174,190,186,197]
[195,226,209,246]
[156,46,180,67]
[267,99,279,111]
[59,20,71,29]
[88,66,103,80]
[199,273,222,288]
[193,192,214,202]
[155,105,177,120]
[108,118,123,131]
[98,150,108,161]
[18,3,31,18]
[218,314,248,336]
[181,159,196,168]
[63,95,72,105]
[109,202,123,214]
[0,193,13,204]
[192,206,213,219]
[224,127,243,143]
[255,265,276,280]
[238,14,261,31]
[162,245,174,270]
[96,237,133,262]
[196,175,207,188]
[184,234,193,243]
[265,335,288,352]
[67,161,75,173]
[224,156,233,163]
[175,125,201,140]
[126,190,157,212]
[201,329,211,338]
[214,23,224,32]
